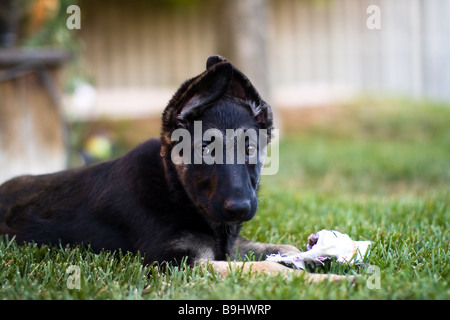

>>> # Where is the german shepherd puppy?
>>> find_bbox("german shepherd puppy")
[0,56,347,282]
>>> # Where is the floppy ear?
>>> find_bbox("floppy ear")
[206,55,228,69]
[162,61,233,135]
[178,62,233,121]
[207,56,273,131]
[161,55,273,149]
[227,65,273,132]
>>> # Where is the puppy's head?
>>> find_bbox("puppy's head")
[161,56,273,224]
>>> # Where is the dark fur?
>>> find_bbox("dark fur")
[0,56,299,270]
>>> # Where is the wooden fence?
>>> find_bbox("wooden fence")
[269,0,450,103]
[77,0,450,114]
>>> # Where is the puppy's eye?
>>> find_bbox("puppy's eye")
[202,145,211,156]
[246,145,256,156]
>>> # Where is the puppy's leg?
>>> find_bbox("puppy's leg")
[230,236,301,259]
[226,236,356,283]
[201,260,354,283]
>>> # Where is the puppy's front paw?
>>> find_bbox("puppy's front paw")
[273,244,301,255]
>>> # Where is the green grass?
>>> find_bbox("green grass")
[1,97,449,300]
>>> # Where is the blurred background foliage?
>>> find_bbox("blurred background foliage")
[21,0,78,49]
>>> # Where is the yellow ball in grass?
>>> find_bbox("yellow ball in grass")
[85,135,112,160]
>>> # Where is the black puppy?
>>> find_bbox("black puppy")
[0,56,346,281]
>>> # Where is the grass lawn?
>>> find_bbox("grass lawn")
[0,97,448,300]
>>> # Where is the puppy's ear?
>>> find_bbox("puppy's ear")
[206,55,228,69]
[226,66,273,132]
[161,55,273,148]
[206,55,263,109]
[178,62,233,121]
[161,60,233,144]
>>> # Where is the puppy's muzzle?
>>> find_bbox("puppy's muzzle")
[224,198,252,221]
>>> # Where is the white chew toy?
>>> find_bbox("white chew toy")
[266,229,372,270]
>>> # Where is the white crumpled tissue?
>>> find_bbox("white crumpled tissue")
[266,230,372,270]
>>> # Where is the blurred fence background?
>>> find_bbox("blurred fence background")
[76,0,450,119]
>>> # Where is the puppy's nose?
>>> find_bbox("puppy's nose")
[224,199,251,217]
